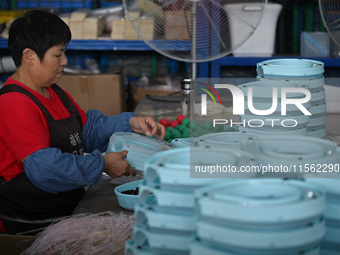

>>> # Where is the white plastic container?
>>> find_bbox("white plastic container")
[225,3,282,57]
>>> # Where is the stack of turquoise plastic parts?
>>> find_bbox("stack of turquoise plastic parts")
[125,146,256,254]
[237,79,312,136]
[107,131,340,255]
[306,178,340,254]
[256,58,326,138]
[191,179,325,255]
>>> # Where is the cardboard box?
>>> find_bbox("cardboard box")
[139,18,154,40]
[59,13,70,26]
[164,11,191,40]
[69,9,91,39]
[58,74,126,116]
[69,20,83,39]
[0,234,35,255]
[124,13,140,40]
[130,78,179,110]
[111,18,125,40]
[70,8,91,22]
[83,14,106,39]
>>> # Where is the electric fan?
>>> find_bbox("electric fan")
[123,0,267,79]
[319,0,340,47]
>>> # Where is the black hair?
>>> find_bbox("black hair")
[8,10,71,67]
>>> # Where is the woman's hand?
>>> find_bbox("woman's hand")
[103,151,136,178]
[130,116,165,138]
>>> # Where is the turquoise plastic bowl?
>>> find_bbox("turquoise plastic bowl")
[115,180,143,211]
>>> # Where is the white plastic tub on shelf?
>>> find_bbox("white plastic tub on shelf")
[225,3,282,57]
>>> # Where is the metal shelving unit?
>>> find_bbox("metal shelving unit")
[0,38,152,51]
[2,38,338,78]
[0,38,209,77]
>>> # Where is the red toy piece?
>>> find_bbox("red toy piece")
[169,120,179,128]
[159,118,169,128]
[176,115,186,124]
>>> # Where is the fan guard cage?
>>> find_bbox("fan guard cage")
[319,0,340,47]
[123,0,267,63]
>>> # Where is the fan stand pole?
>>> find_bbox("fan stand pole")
[189,1,198,119]
[191,1,197,81]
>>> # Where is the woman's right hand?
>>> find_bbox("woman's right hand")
[103,151,136,178]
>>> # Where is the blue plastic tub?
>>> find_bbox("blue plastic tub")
[114,180,143,211]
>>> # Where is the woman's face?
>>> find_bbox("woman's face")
[34,44,67,87]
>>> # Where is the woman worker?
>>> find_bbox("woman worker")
[0,10,165,234]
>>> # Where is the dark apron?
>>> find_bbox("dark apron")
[0,84,86,234]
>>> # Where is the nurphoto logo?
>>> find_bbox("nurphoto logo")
[199,83,312,128]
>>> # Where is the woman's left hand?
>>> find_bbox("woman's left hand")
[130,116,165,138]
